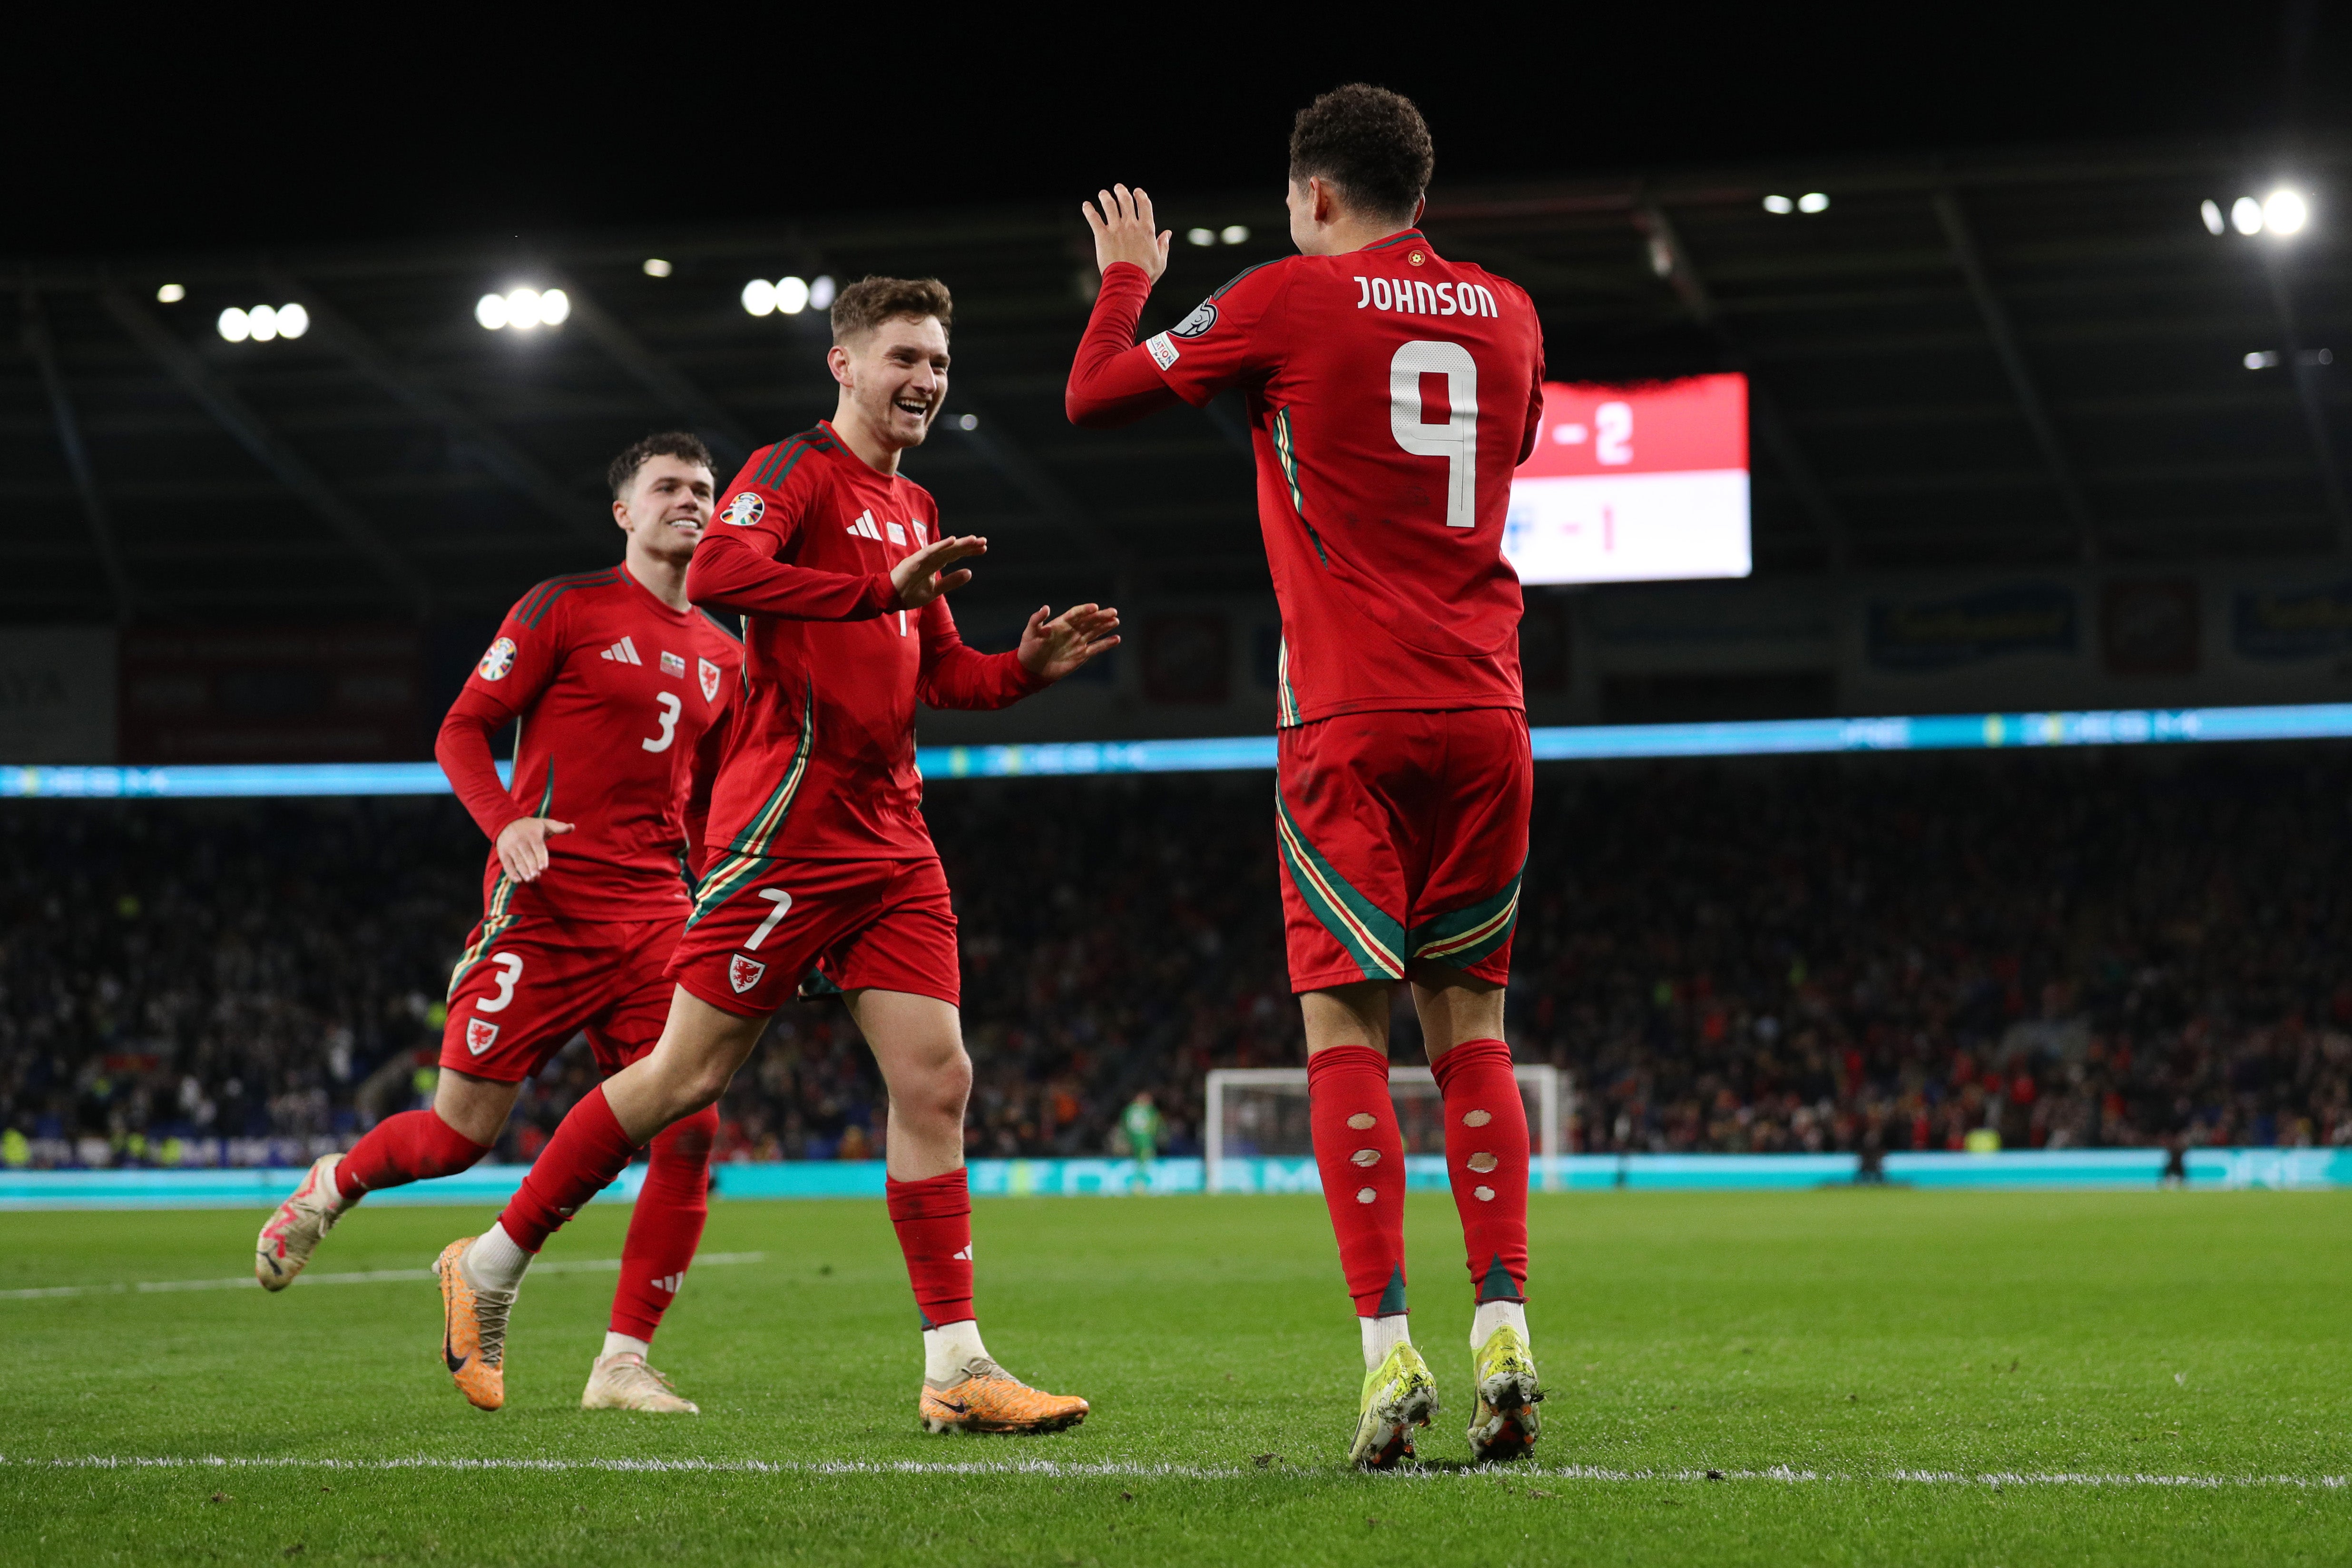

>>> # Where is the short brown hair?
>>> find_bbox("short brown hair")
[830,275,953,345]
[1289,84,1434,225]
[607,431,714,500]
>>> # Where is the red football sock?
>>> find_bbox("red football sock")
[335,1107,490,1201]
[609,1106,717,1343]
[1431,1038,1529,1302]
[886,1169,974,1327]
[1307,1044,1409,1317]
[497,1085,642,1254]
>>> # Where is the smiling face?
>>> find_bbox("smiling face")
[829,314,950,453]
[614,452,715,565]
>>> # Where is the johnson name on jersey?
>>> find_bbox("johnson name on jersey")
[1134,233,1545,726]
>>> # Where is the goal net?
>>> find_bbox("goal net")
[1204,1065,1565,1193]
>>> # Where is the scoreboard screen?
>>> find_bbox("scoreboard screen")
[1503,372,1751,585]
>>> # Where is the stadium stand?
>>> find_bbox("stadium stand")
[3,745,2347,1170]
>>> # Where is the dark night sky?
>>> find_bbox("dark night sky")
[7,4,2346,257]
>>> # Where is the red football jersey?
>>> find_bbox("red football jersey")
[1104,233,1543,725]
[686,421,1048,863]
[439,566,741,922]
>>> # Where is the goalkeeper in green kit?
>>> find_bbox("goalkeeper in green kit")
[1121,1092,1163,1166]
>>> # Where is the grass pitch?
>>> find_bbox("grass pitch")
[2,1188,2346,1566]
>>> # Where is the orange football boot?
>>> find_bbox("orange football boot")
[920,1355,1088,1434]
[435,1237,511,1411]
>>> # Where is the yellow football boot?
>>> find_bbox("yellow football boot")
[434,1237,511,1411]
[920,1356,1088,1434]
[1467,1323,1544,1462]
[1350,1341,1439,1469]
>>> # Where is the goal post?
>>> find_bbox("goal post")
[1204,1064,1566,1194]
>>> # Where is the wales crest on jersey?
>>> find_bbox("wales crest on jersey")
[699,657,722,701]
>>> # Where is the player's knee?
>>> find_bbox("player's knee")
[894,1049,970,1133]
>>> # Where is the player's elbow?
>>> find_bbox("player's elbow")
[1064,382,1127,430]
[682,549,727,608]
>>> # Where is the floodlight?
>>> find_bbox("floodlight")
[2245,350,2280,369]
[810,274,837,309]
[741,278,777,316]
[476,293,510,330]
[1761,194,1793,215]
[1797,191,1829,214]
[956,413,978,431]
[642,258,673,277]
[2263,188,2309,236]
[2200,200,2225,235]
[275,302,310,340]
[775,275,810,315]
[1186,227,1214,246]
[247,304,279,343]
[2232,196,2264,235]
[216,307,251,343]
[537,289,569,326]
[156,283,185,303]
[1220,224,1249,244]
[504,288,543,329]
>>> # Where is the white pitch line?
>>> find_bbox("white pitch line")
[0,1455,2342,1490]
[0,1252,766,1302]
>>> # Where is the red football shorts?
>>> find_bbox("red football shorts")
[441,912,680,1082]
[1274,707,1531,994]
[669,854,960,1017]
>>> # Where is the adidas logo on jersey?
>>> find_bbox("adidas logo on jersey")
[600,636,642,665]
[844,510,911,546]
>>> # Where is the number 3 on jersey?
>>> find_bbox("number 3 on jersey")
[1390,341,1479,529]
[642,691,682,753]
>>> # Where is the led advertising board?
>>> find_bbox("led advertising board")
[1504,373,1750,584]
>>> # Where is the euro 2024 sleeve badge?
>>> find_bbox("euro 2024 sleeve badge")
[477,637,517,681]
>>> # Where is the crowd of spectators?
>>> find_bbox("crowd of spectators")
[3,745,2348,1169]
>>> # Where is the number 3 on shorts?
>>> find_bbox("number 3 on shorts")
[478,951,523,1012]
[747,887,793,951]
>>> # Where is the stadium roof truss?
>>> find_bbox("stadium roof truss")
[2,137,2345,622]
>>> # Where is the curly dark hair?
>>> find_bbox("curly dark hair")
[1288,83,1433,225]
[830,275,954,344]
[606,431,715,500]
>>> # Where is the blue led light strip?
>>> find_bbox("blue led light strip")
[6,703,2352,798]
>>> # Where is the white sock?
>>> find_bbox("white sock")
[461,1222,532,1296]
[1360,1314,1413,1370]
[600,1332,650,1362]
[923,1319,989,1384]
[1471,1299,1529,1351]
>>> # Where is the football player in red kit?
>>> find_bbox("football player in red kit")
[255,432,739,1415]
[431,277,1118,1431]
[1066,86,1548,1467]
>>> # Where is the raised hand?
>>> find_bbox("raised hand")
[1081,185,1172,284]
[1016,602,1122,681]
[496,815,573,882]
[891,534,988,608]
